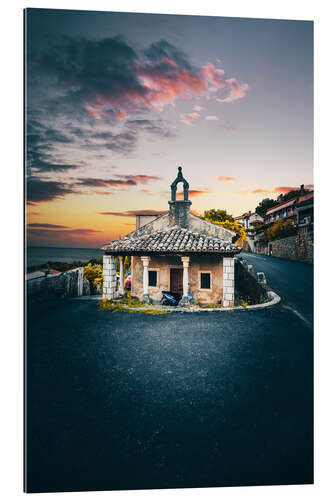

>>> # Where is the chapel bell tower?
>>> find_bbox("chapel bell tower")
[168,166,192,228]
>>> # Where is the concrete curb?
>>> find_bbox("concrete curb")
[154,290,281,313]
[80,290,281,312]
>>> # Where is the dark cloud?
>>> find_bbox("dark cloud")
[27,227,102,246]
[120,174,161,184]
[76,174,161,188]
[26,177,76,203]
[28,35,201,117]
[27,223,69,228]
[26,172,162,205]
[126,119,177,138]
[98,210,167,217]
[26,119,80,173]
[76,177,136,187]
[28,228,101,235]
[143,40,192,71]
[43,129,73,144]
[83,130,138,154]
[34,35,141,103]
[26,33,246,180]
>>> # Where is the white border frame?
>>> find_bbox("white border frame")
[2,2,333,500]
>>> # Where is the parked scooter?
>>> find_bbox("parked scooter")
[161,291,181,306]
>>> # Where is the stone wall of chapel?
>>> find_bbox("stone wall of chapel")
[131,254,225,304]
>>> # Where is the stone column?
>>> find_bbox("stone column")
[222,257,235,307]
[77,267,84,296]
[117,256,125,296]
[103,254,117,299]
[141,256,151,303]
[179,256,190,306]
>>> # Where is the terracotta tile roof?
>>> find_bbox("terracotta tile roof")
[102,227,240,255]
[266,199,296,215]
[297,192,314,204]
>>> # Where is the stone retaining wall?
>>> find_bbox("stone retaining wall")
[235,259,268,305]
[26,267,92,302]
[270,230,313,263]
[254,228,313,263]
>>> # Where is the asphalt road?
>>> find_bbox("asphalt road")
[239,251,313,327]
[26,253,313,492]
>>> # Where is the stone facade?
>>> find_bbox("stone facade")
[131,254,226,304]
[126,212,235,241]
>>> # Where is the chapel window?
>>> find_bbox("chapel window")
[148,270,157,287]
[200,272,211,289]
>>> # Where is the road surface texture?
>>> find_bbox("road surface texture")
[26,252,313,492]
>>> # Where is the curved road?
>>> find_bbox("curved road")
[26,253,313,493]
[239,251,313,327]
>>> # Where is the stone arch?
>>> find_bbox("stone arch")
[170,166,189,201]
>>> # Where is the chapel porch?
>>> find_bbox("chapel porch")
[103,253,236,307]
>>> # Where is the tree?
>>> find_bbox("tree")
[266,219,297,241]
[203,209,234,223]
[255,198,279,218]
[203,209,246,242]
[281,188,309,203]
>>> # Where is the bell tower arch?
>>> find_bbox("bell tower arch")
[168,166,192,228]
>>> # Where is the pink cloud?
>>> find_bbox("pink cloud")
[176,189,211,199]
[180,112,201,125]
[235,188,273,195]
[137,62,206,112]
[205,115,219,121]
[217,78,249,103]
[274,185,314,194]
[202,64,226,89]
[83,57,248,119]
[215,176,235,181]
[274,186,297,194]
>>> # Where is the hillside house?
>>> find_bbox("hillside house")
[235,211,264,229]
[265,185,313,225]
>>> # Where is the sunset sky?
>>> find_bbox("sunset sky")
[25,8,313,248]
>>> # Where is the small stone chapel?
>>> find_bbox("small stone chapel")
[101,167,240,306]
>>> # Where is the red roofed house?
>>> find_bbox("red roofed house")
[235,211,264,229]
[265,185,313,225]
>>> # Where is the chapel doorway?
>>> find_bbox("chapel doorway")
[170,268,183,294]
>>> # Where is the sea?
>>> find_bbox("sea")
[26,246,104,268]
